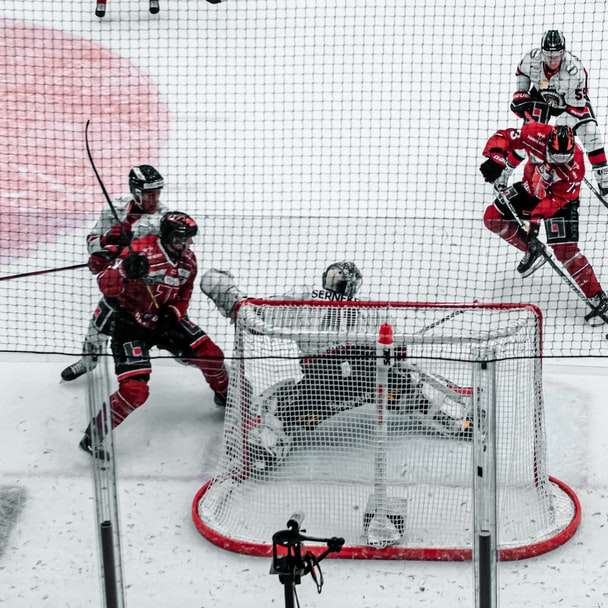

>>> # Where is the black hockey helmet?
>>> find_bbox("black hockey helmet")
[541,30,566,52]
[128,165,165,200]
[541,30,565,69]
[160,211,198,244]
[322,261,362,298]
[547,125,575,164]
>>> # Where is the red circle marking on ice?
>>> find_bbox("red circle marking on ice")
[0,19,170,257]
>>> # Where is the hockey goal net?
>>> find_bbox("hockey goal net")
[193,300,580,560]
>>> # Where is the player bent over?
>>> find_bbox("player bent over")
[201,263,472,474]
[79,211,229,458]
[61,165,167,382]
[480,121,608,324]
[511,30,608,194]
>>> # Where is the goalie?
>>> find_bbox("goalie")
[201,264,474,473]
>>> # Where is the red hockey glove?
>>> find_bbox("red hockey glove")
[87,252,114,274]
[122,253,149,279]
[100,222,133,248]
[98,267,124,298]
[510,91,533,118]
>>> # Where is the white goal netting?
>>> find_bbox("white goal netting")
[195,300,579,559]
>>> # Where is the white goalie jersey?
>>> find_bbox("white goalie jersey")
[200,269,472,438]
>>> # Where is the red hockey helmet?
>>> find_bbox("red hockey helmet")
[160,211,198,254]
[547,125,575,165]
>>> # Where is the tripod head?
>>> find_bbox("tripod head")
[270,513,345,607]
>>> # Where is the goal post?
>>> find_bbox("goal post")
[193,299,580,560]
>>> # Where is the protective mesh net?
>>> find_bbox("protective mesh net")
[196,301,577,558]
[0,1,607,358]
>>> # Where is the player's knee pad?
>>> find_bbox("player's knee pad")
[188,338,225,369]
[484,204,508,232]
[551,242,579,264]
[117,377,150,408]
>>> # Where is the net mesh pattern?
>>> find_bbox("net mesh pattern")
[197,301,576,556]
[0,1,607,358]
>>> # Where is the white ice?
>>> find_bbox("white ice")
[1,0,608,606]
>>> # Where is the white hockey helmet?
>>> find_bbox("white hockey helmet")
[322,261,362,298]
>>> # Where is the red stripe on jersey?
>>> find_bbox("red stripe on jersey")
[589,149,607,166]
[191,335,210,350]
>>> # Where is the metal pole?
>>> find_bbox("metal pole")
[86,354,126,608]
[472,350,498,608]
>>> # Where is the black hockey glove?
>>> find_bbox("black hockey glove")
[122,253,149,279]
[155,306,180,333]
[479,158,505,184]
[511,90,550,123]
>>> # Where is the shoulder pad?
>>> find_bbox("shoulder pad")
[529,48,542,60]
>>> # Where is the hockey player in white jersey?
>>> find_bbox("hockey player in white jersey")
[201,263,472,474]
[511,30,608,194]
[60,165,167,381]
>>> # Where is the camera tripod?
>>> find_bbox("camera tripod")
[270,514,345,608]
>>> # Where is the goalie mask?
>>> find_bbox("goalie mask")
[322,261,362,299]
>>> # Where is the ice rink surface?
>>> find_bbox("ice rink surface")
[1,1,608,606]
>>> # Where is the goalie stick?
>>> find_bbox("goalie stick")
[84,120,159,308]
[415,300,480,335]
[498,189,608,328]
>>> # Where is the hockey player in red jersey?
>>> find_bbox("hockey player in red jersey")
[61,165,167,382]
[79,211,229,458]
[510,30,608,194]
[480,121,608,324]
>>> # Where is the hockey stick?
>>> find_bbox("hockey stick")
[84,120,159,308]
[498,190,608,326]
[0,263,88,282]
[583,177,608,211]
[415,300,480,335]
